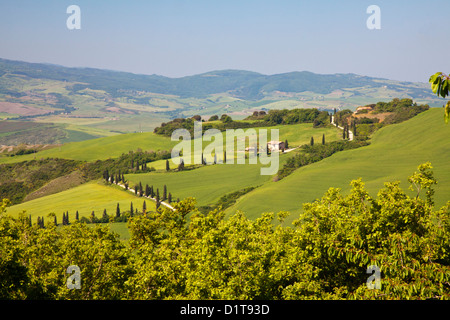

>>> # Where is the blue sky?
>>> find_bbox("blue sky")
[0,0,448,82]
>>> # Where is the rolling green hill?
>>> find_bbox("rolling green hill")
[5,181,152,223]
[0,131,175,163]
[125,123,341,207]
[225,108,450,223]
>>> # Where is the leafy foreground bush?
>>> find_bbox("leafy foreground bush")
[0,163,449,300]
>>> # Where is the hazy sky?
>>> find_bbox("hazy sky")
[0,0,448,82]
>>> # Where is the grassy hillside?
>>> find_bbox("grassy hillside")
[0,131,175,163]
[124,123,341,207]
[6,181,153,223]
[226,108,450,223]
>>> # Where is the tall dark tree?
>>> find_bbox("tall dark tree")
[116,203,121,218]
[103,209,108,222]
[285,139,289,149]
[145,184,150,197]
[322,134,325,145]
[54,215,57,226]
[75,210,79,221]
[142,200,146,214]
[134,185,138,195]
[150,186,155,198]
[310,136,314,146]
[223,151,227,163]
[166,159,170,171]
[130,202,134,215]
[168,193,172,203]
[90,211,96,223]
[178,158,185,171]
[156,189,160,203]
[163,185,167,201]
[139,182,143,197]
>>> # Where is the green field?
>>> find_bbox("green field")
[125,123,341,206]
[0,131,175,163]
[6,181,154,224]
[226,108,450,223]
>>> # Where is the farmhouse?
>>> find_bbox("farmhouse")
[355,105,374,114]
[267,140,285,152]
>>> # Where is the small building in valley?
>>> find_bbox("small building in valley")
[267,141,285,152]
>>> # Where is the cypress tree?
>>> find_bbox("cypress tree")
[28,215,32,227]
[76,210,79,221]
[116,203,120,218]
[214,153,217,164]
[145,184,150,197]
[54,215,57,226]
[166,159,170,171]
[310,136,314,146]
[168,193,172,203]
[163,185,167,201]
[150,186,155,198]
[343,127,346,139]
[130,202,134,215]
[134,185,138,195]
[156,189,160,203]
[223,151,226,163]
[178,158,184,171]
[139,182,143,197]
[322,134,325,145]
[142,200,146,214]
[103,209,108,222]
[285,139,289,149]
[111,175,114,184]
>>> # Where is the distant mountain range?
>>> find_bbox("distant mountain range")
[0,58,436,101]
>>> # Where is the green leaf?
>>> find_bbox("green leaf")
[442,79,450,98]
[444,101,450,124]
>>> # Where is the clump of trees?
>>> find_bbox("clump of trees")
[1,163,449,300]
[154,108,332,138]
